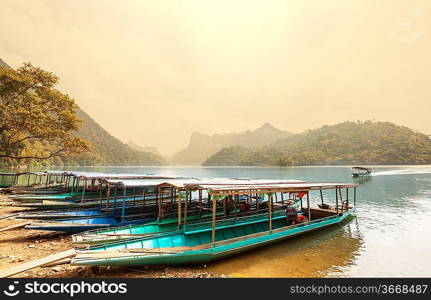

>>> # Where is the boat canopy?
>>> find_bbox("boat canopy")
[103,178,307,188]
[44,171,190,180]
[100,178,357,196]
[204,182,358,196]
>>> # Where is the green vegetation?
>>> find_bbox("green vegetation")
[0,62,90,165]
[68,108,166,166]
[0,61,166,168]
[203,121,431,166]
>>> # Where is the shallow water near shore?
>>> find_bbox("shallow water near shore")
[5,165,431,277]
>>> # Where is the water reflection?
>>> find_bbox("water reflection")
[353,176,371,185]
[208,217,364,277]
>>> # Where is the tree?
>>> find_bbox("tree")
[0,62,91,163]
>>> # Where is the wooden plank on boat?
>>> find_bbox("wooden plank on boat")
[0,249,76,278]
[0,221,31,232]
[40,257,72,268]
[120,244,211,253]
[0,213,20,221]
[76,243,213,260]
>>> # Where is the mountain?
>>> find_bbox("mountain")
[127,141,160,156]
[0,58,10,68]
[170,123,292,165]
[203,121,431,166]
[68,109,166,166]
[0,57,166,166]
[3,108,167,167]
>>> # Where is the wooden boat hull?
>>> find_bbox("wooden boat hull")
[17,209,104,220]
[8,191,101,202]
[25,217,155,233]
[72,208,355,266]
[72,210,223,245]
[12,196,154,209]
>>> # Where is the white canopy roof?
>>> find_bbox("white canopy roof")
[44,171,189,180]
[103,177,357,194]
[105,178,306,188]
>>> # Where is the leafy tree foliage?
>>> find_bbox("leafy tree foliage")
[0,63,91,165]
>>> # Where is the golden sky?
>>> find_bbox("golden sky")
[1,0,430,155]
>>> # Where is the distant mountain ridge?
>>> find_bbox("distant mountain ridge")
[127,141,160,156]
[171,123,291,165]
[203,121,431,166]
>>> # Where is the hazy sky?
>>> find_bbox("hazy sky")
[1,0,430,155]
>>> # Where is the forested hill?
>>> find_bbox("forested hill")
[0,58,10,68]
[0,58,166,167]
[68,108,166,166]
[203,121,431,166]
[1,107,167,167]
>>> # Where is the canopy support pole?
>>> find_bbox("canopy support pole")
[234,195,238,219]
[100,183,104,207]
[81,179,86,203]
[339,188,343,212]
[121,187,127,222]
[307,191,311,221]
[184,190,188,226]
[143,187,146,211]
[336,188,339,214]
[157,187,162,219]
[256,193,260,210]
[177,190,182,229]
[105,186,111,209]
[223,197,227,216]
[346,188,349,211]
[133,188,136,206]
[353,187,357,206]
[212,195,218,246]
[113,186,117,217]
[198,190,202,217]
[269,194,273,231]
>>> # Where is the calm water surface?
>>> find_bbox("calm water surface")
[13,166,431,277]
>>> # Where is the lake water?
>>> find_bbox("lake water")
[7,165,431,277]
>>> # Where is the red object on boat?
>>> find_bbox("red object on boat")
[296,191,307,199]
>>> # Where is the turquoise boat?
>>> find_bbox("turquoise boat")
[8,192,96,203]
[72,209,238,245]
[72,181,358,266]
[71,178,304,245]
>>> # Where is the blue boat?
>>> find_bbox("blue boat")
[25,215,156,233]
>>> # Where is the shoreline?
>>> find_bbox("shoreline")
[0,194,228,278]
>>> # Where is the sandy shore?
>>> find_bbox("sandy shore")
[0,193,228,278]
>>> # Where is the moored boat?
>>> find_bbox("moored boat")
[71,178,305,244]
[72,181,358,266]
[352,166,372,177]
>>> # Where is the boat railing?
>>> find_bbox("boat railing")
[212,213,342,248]
[183,207,287,233]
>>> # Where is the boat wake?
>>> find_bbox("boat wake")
[372,168,431,176]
